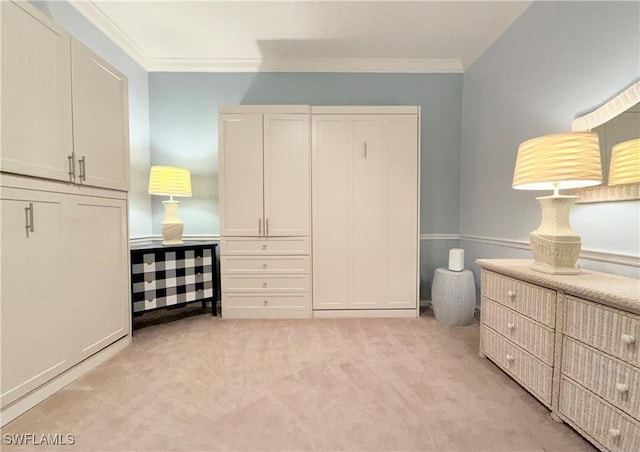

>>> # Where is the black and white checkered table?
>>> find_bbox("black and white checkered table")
[130,241,218,318]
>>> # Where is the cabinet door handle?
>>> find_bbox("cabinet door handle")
[364,141,367,159]
[266,218,269,236]
[258,218,262,236]
[78,156,86,182]
[68,154,76,181]
[24,203,34,237]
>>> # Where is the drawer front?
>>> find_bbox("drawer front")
[221,274,310,293]
[482,270,556,327]
[481,326,553,405]
[220,237,310,255]
[560,376,640,452]
[132,247,213,278]
[221,255,310,274]
[222,293,310,309]
[564,296,640,368]
[563,337,640,420]
[482,297,555,365]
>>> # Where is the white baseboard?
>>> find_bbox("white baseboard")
[313,309,417,318]
[1,336,131,427]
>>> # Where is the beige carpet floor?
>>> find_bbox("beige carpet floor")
[2,308,594,451]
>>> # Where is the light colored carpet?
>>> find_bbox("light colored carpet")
[2,308,593,451]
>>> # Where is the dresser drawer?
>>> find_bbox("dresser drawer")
[560,376,640,452]
[222,293,310,309]
[482,270,556,327]
[221,255,310,274]
[482,297,555,365]
[220,237,310,255]
[221,274,310,293]
[481,326,553,405]
[563,337,640,421]
[564,296,640,368]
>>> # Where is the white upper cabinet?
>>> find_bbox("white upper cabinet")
[1,1,73,182]
[71,39,130,191]
[219,107,310,237]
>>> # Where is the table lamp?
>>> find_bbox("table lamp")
[608,138,640,186]
[512,132,602,274]
[148,165,192,245]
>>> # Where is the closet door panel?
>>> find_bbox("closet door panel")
[349,118,385,308]
[0,190,68,407]
[312,117,349,309]
[384,116,419,308]
[219,114,264,236]
[1,1,72,182]
[264,114,310,236]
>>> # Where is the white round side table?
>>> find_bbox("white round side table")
[431,268,476,326]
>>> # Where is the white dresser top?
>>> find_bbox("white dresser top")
[476,259,640,315]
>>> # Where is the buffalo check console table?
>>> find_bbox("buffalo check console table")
[131,242,218,321]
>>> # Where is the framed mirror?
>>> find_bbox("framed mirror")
[571,80,639,203]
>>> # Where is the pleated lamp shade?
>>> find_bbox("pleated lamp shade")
[608,138,640,186]
[513,132,602,190]
[148,166,192,197]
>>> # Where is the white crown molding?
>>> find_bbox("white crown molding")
[145,57,464,74]
[68,0,152,69]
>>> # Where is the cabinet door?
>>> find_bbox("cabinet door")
[312,116,349,309]
[71,39,129,191]
[0,189,69,407]
[263,114,310,236]
[383,116,419,308]
[219,114,264,236]
[0,1,73,182]
[67,195,129,361]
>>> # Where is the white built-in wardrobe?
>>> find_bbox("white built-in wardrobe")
[218,105,420,318]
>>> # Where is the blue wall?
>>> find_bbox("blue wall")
[460,0,640,279]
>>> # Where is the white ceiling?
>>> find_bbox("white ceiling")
[70,1,533,73]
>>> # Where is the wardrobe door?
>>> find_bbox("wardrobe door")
[263,114,310,236]
[383,116,419,308]
[0,1,73,182]
[219,114,264,236]
[312,116,349,309]
[349,117,385,308]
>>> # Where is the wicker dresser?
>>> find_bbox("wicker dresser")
[477,259,640,452]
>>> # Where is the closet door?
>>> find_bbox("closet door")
[349,117,385,308]
[312,116,350,309]
[264,114,310,236]
[71,39,129,191]
[219,114,264,236]
[0,1,73,182]
[0,189,68,407]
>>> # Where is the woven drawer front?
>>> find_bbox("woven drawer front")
[560,376,640,452]
[220,237,310,255]
[563,337,640,420]
[482,298,555,365]
[482,270,556,327]
[222,293,310,309]
[564,296,640,368]
[221,274,310,293]
[481,326,552,405]
[221,256,309,274]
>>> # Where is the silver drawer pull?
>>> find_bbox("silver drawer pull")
[615,383,629,394]
[507,290,516,300]
[146,279,153,284]
[506,323,515,330]
[262,282,268,288]
[262,244,267,250]
[608,428,621,439]
[146,297,154,303]
[78,155,86,182]
[505,354,514,362]
[262,264,268,269]
[263,300,268,306]
[621,334,635,345]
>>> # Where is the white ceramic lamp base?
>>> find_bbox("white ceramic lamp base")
[161,200,184,245]
[529,195,581,275]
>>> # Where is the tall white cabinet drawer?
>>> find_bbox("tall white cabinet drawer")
[563,337,640,420]
[482,297,555,365]
[481,326,553,405]
[221,256,309,273]
[560,376,640,452]
[221,274,310,293]
[564,296,640,368]
[222,293,310,309]
[482,270,556,327]
[220,237,310,255]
